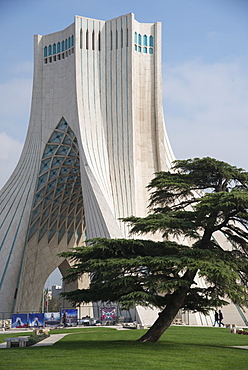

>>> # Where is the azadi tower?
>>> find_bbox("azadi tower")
[0,14,247,326]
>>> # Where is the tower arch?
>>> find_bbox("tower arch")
[13,118,86,312]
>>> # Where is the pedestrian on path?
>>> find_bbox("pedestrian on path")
[218,310,224,327]
[213,311,219,326]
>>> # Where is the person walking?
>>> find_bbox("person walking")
[213,310,219,326]
[218,310,224,327]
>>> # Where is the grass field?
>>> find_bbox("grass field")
[0,326,247,369]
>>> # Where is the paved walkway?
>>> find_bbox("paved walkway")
[0,333,68,348]
[229,346,248,350]
[32,333,68,346]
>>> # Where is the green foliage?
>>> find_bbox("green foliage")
[60,157,248,316]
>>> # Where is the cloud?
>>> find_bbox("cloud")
[163,58,248,170]
[0,132,23,190]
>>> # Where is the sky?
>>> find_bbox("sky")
[0,0,248,286]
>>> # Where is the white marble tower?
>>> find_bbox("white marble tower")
[0,14,174,315]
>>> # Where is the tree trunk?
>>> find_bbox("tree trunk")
[137,270,197,343]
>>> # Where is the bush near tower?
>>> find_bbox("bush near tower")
[60,157,248,343]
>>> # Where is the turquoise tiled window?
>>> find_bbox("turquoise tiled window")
[49,169,60,181]
[62,40,65,52]
[57,176,67,185]
[69,200,76,214]
[71,35,74,46]
[43,145,58,158]
[46,179,56,192]
[44,46,47,57]
[37,173,48,190]
[57,119,67,132]
[65,181,73,189]
[57,42,60,53]
[43,193,53,208]
[67,127,75,139]
[48,45,52,56]
[52,157,64,168]
[63,158,75,167]
[60,167,70,176]
[60,199,69,213]
[134,32,153,54]
[27,118,85,247]
[50,131,64,143]
[40,158,52,173]
[70,167,79,175]
[149,35,154,47]
[55,184,65,197]
[53,43,56,55]
[63,187,72,198]
[67,175,75,183]
[70,191,78,201]
[52,194,62,210]
[34,189,45,206]
[56,146,70,156]
[69,148,77,158]
[63,136,72,145]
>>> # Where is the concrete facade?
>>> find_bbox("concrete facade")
[0,13,174,316]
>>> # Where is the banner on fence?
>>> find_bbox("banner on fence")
[11,314,28,328]
[100,307,116,321]
[61,309,78,326]
[28,313,45,327]
[44,312,60,327]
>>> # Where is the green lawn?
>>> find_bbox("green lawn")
[0,326,247,369]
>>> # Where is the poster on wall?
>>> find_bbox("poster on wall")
[28,313,45,327]
[11,314,28,328]
[44,312,60,327]
[100,307,116,322]
[61,309,78,326]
